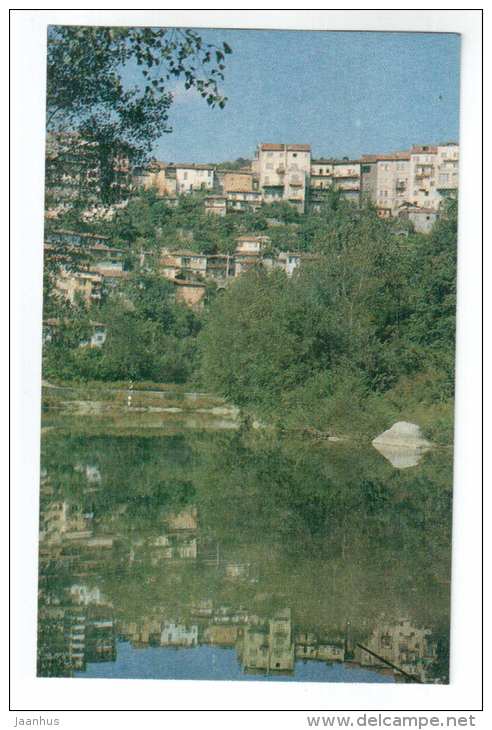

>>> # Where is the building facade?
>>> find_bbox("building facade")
[255,143,311,212]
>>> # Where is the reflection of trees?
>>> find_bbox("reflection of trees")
[38,429,452,681]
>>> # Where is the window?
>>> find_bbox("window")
[267,151,273,157]
[293,153,297,158]
[266,163,273,170]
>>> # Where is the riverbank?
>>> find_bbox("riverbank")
[41,377,453,448]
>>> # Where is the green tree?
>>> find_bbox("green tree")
[46,26,231,203]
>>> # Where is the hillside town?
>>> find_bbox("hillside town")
[44,138,459,315]
[135,141,459,221]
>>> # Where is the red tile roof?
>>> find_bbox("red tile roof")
[260,143,311,152]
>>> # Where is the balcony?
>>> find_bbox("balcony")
[333,171,359,179]
[289,177,304,187]
[336,184,360,193]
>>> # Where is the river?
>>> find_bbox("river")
[37,388,453,683]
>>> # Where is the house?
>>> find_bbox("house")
[43,319,107,348]
[238,609,295,674]
[226,190,262,212]
[45,228,111,248]
[54,268,103,305]
[172,163,215,193]
[397,205,439,234]
[84,323,107,347]
[256,143,311,212]
[133,160,177,197]
[277,251,320,277]
[174,279,206,310]
[160,250,208,281]
[354,618,437,683]
[202,625,239,646]
[219,170,256,194]
[234,234,270,276]
[235,234,270,255]
[204,195,227,216]
[204,254,235,281]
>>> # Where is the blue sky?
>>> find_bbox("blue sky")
[152,29,460,163]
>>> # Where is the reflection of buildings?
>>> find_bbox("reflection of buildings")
[295,631,345,663]
[131,507,199,564]
[237,609,295,674]
[37,457,444,682]
[354,618,437,683]
[37,589,115,676]
[119,619,198,649]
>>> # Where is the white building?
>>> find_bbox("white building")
[172,163,215,193]
[256,143,311,212]
[160,623,198,647]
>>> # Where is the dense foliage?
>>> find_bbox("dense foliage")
[198,198,457,440]
[46,26,231,202]
[43,192,457,441]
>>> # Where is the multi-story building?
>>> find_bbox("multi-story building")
[204,195,227,216]
[361,143,459,218]
[255,143,311,212]
[408,145,439,210]
[172,163,215,193]
[226,190,263,212]
[332,160,361,204]
[310,158,362,207]
[234,234,271,276]
[55,269,103,305]
[360,152,411,217]
[133,160,177,197]
[435,142,459,202]
[238,609,295,674]
[45,132,132,215]
[354,618,437,683]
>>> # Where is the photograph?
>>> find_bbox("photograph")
[36,22,461,687]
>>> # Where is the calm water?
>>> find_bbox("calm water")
[37,419,452,683]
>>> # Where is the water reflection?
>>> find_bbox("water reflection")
[37,430,452,683]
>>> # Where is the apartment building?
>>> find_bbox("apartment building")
[360,152,410,216]
[310,158,362,207]
[408,145,439,209]
[332,160,361,204]
[436,143,459,199]
[255,143,311,212]
[361,143,459,216]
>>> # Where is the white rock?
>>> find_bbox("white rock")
[372,421,431,448]
[372,422,432,469]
